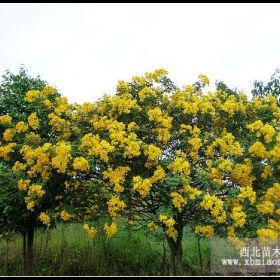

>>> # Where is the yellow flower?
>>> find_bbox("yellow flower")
[257,228,278,239]
[3,129,14,141]
[18,179,31,191]
[60,210,72,221]
[231,206,246,228]
[170,192,187,211]
[0,115,12,125]
[73,157,90,172]
[28,112,40,130]
[168,152,190,176]
[181,185,202,200]
[200,194,226,223]
[237,186,256,205]
[0,143,17,160]
[25,90,41,102]
[132,176,152,198]
[150,165,166,183]
[51,141,72,173]
[195,225,214,237]
[103,166,130,193]
[15,121,29,133]
[83,224,97,239]
[12,161,27,173]
[42,85,56,96]
[39,212,51,226]
[198,74,210,87]
[104,223,117,238]
[248,141,267,158]
[107,196,126,218]
[256,201,275,214]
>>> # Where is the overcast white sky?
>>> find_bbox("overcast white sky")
[1,3,280,103]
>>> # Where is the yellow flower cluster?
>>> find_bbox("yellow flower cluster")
[39,212,51,226]
[123,135,142,159]
[83,224,97,239]
[25,90,41,102]
[257,228,278,239]
[28,112,40,130]
[0,143,16,161]
[144,144,161,166]
[256,201,275,214]
[263,183,280,203]
[104,223,118,238]
[147,107,172,143]
[15,121,29,133]
[198,74,210,87]
[23,184,46,211]
[194,225,214,237]
[20,143,52,181]
[145,69,168,82]
[168,152,190,176]
[28,184,46,198]
[220,95,246,117]
[133,176,153,198]
[41,85,56,96]
[170,192,187,211]
[12,161,27,173]
[51,141,71,173]
[181,184,202,200]
[218,159,232,172]
[18,179,31,191]
[60,210,72,221]
[3,128,14,141]
[103,166,130,193]
[200,194,226,223]
[188,137,202,161]
[73,157,90,172]
[54,97,71,116]
[231,161,255,187]
[107,196,126,218]
[159,214,178,238]
[180,124,201,137]
[248,141,267,158]
[231,206,247,228]
[43,99,52,109]
[206,133,243,157]
[261,165,272,180]
[25,86,56,102]
[150,165,166,184]
[138,87,157,101]
[25,132,41,145]
[247,120,275,143]
[80,133,115,162]
[0,115,12,124]
[237,186,256,205]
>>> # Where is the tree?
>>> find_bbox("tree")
[252,69,280,103]
[0,68,76,274]
[74,69,280,275]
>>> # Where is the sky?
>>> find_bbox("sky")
[1,3,280,103]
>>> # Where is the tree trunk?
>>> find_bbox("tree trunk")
[167,222,184,276]
[197,236,203,274]
[26,224,35,275]
[22,232,27,275]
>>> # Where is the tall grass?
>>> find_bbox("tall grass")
[0,223,210,276]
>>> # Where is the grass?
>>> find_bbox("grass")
[0,222,211,276]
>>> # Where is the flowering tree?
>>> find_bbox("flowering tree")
[0,70,98,274]
[1,68,280,275]
[74,70,280,275]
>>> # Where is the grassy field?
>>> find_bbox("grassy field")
[0,223,211,276]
